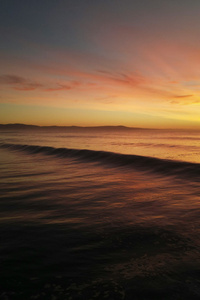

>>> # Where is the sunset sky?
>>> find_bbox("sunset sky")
[1,0,200,128]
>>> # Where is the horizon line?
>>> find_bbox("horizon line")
[0,123,199,130]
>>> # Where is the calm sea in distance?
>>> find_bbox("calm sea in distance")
[0,127,200,299]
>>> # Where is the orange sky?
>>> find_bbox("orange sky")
[0,1,200,128]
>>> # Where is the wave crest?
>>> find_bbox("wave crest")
[1,143,200,181]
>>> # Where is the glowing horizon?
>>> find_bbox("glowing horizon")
[1,1,200,129]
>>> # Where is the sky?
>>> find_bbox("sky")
[0,0,200,128]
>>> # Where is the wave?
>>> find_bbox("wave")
[1,143,200,181]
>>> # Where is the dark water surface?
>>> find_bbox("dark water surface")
[0,129,200,299]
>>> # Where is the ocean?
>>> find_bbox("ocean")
[0,127,200,299]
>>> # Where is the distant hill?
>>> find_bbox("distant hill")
[0,123,39,129]
[0,124,146,130]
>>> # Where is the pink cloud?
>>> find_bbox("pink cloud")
[0,75,44,91]
[0,74,81,93]
[174,94,193,98]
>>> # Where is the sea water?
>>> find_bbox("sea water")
[0,128,200,299]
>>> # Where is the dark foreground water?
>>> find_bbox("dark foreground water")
[0,129,200,299]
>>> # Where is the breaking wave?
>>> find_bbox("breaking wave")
[1,143,200,181]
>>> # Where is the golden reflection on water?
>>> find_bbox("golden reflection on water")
[0,128,200,163]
